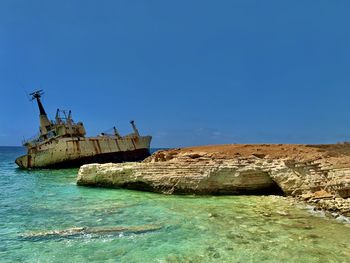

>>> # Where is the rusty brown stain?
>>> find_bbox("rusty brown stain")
[27,155,32,168]
[106,139,112,152]
[76,140,81,153]
[131,138,137,149]
[91,140,99,154]
[96,140,102,154]
[114,139,121,151]
[72,140,80,153]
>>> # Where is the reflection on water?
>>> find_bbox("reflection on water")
[0,147,349,262]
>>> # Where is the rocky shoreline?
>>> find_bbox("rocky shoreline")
[77,144,350,218]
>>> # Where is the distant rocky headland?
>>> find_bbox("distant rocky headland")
[77,144,350,217]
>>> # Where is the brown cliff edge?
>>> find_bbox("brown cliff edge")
[155,143,350,167]
[77,143,350,218]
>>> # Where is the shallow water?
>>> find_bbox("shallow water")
[0,147,349,262]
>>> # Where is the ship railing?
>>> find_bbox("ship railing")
[98,127,120,137]
[98,132,116,137]
[22,132,41,146]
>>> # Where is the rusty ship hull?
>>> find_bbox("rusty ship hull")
[16,135,151,169]
[15,90,152,169]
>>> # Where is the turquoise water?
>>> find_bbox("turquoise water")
[0,147,349,263]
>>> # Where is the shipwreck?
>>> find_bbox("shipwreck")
[15,90,152,168]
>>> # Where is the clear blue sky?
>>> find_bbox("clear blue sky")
[1,1,350,147]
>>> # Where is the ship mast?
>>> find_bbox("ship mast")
[30,90,52,136]
[130,120,140,137]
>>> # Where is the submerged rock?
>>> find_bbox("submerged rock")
[20,225,162,241]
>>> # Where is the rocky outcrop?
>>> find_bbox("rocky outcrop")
[77,144,350,216]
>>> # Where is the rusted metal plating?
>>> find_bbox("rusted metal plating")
[15,90,152,169]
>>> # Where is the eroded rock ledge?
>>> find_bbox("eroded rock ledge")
[77,144,350,216]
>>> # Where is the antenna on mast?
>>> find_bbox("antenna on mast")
[29,89,47,116]
[29,89,45,101]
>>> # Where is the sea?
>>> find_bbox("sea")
[0,146,349,263]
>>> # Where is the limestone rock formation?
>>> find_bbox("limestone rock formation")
[77,144,350,216]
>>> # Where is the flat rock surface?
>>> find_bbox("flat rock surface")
[149,143,350,167]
